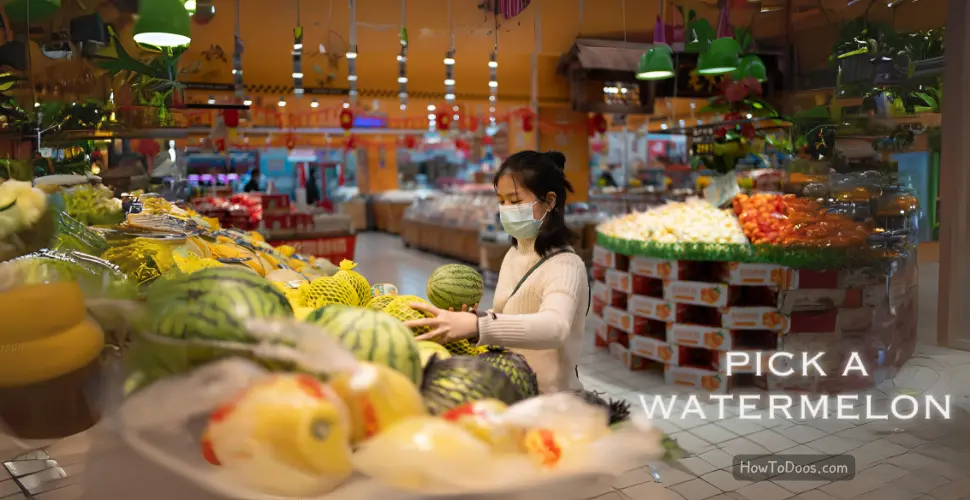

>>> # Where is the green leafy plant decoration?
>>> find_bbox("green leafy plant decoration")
[913,83,942,113]
[96,26,187,108]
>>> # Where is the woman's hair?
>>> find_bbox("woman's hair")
[493,150,575,256]
[250,168,261,177]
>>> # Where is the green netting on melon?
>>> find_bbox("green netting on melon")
[383,297,433,335]
[303,276,360,308]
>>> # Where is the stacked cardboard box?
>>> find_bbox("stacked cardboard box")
[589,245,918,394]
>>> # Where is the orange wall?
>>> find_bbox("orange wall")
[538,106,589,203]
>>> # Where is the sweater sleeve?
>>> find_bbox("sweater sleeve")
[476,256,587,350]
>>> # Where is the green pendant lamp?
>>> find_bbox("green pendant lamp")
[133,0,192,47]
[3,0,61,23]
[734,54,767,82]
[697,37,742,75]
[637,44,674,80]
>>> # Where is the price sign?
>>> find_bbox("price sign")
[703,171,740,208]
[692,126,716,156]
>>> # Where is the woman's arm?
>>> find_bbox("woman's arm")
[475,258,587,350]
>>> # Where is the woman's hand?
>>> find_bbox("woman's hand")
[404,302,479,344]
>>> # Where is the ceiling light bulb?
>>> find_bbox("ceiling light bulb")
[488,61,498,68]
[292,72,304,78]
[444,57,455,65]
[398,77,408,83]
[427,104,436,111]
[445,79,455,86]
[243,99,252,106]
[400,104,407,110]
[343,102,350,109]
[347,51,357,59]
[311,99,319,108]
[445,93,455,100]
[488,81,498,88]
[278,98,287,107]
[207,96,215,104]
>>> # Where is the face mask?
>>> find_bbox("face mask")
[499,201,548,239]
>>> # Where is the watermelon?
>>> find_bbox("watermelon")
[420,355,524,415]
[426,264,484,311]
[145,267,293,342]
[305,305,422,385]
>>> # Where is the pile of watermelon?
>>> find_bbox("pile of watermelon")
[129,260,542,415]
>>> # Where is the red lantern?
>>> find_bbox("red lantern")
[591,139,606,154]
[522,114,534,133]
[403,135,418,150]
[339,108,354,131]
[344,135,357,151]
[436,112,451,131]
[214,137,227,153]
[468,116,479,133]
[134,139,161,158]
[222,109,240,128]
[482,135,494,146]
[455,138,470,153]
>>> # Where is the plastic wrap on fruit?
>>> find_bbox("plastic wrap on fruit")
[352,416,532,493]
[440,399,518,452]
[328,361,428,444]
[200,373,353,496]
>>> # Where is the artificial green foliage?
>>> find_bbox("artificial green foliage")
[97,26,188,107]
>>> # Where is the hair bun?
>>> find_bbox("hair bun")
[544,151,567,170]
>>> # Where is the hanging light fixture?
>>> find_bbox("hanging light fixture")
[637,45,674,80]
[278,97,287,107]
[311,98,319,108]
[293,1,304,95]
[443,0,455,103]
[398,0,408,110]
[134,0,192,47]
[347,0,358,106]
[734,54,767,82]
[488,14,498,125]
[697,37,742,75]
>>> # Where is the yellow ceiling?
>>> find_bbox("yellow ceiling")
[21,0,947,104]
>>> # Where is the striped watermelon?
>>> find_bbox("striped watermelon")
[426,264,484,311]
[304,305,422,385]
[146,267,293,342]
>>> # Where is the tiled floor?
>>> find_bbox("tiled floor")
[4,232,970,500]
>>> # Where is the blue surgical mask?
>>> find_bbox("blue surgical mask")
[499,201,547,239]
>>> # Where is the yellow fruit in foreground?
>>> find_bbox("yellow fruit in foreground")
[200,374,353,496]
[328,362,427,444]
[333,259,371,304]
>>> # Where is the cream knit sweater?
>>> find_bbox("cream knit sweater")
[476,238,589,394]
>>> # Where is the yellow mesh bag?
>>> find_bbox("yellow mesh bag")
[366,295,397,311]
[302,276,360,307]
[443,340,486,356]
[172,251,225,274]
[333,260,371,304]
[382,296,433,335]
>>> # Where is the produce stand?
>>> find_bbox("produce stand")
[267,232,357,264]
[589,181,919,394]
[372,200,411,234]
[401,218,481,263]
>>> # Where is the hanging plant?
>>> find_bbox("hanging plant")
[96,26,188,112]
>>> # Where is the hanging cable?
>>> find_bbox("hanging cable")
[293,0,304,95]
[347,0,358,106]
[233,0,244,104]
[398,0,408,110]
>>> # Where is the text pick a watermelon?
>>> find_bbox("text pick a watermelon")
[145,267,294,342]
[305,305,422,385]
[426,264,484,311]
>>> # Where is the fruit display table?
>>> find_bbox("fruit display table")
[400,218,480,264]
[267,232,357,264]
[589,240,918,394]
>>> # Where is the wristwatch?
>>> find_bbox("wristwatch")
[468,308,494,344]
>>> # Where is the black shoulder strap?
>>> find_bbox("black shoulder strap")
[506,249,592,315]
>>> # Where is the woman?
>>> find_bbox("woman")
[405,151,589,393]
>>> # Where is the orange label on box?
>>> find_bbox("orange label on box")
[593,246,615,268]
[663,281,729,307]
[720,307,790,332]
[669,323,732,350]
[628,295,674,321]
[609,342,631,366]
[630,335,677,364]
[664,365,726,394]
[603,306,633,333]
[630,257,677,279]
[723,262,795,288]
[605,269,632,294]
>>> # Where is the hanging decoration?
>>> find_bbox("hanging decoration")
[285,134,297,150]
[339,107,354,131]
[344,135,358,151]
[398,0,408,111]
[522,114,534,133]
[444,0,456,104]
[529,1,541,134]
[587,113,607,137]
[293,0,304,96]
[347,0,358,106]
[401,135,417,150]
[232,0,245,105]
[436,111,452,131]
[488,13,498,126]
